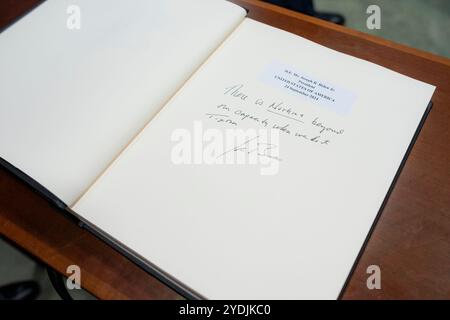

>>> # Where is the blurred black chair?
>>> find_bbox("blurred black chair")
[0,281,40,300]
[263,0,345,25]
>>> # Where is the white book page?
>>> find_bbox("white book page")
[73,19,435,299]
[0,0,245,205]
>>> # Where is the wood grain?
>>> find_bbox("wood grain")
[0,0,449,299]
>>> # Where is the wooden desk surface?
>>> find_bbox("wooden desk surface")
[0,0,449,299]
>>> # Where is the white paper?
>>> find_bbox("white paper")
[260,61,357,115]
[0,0,245,205]
[73,19,435,299]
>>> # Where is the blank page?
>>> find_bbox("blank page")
[0,0,245,205]
[73,19,435,299]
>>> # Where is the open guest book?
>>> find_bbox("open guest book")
[0,0,435,299]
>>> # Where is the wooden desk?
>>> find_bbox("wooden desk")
[1,0,449,299]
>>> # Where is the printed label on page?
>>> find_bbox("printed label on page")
[260,61,356,115]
